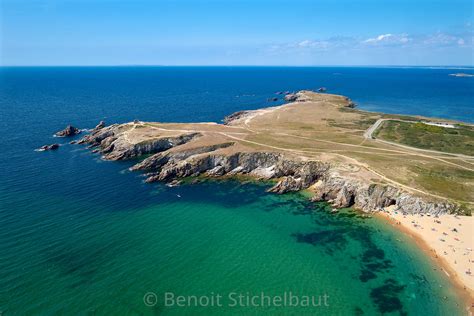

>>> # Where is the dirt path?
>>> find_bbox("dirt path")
[124,100,474,204]
[363,118,387,139]
[273,131,474,172]
[364,119,474,161]
[219,131,474,205]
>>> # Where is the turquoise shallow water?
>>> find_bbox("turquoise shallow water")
[0,67,471,315]
[0,179,465,315]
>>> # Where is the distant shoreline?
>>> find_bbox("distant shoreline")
[2,65,474,69]
[450,73,474,77]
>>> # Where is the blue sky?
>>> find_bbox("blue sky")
[1,0,473,66]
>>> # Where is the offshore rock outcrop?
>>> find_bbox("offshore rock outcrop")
[55,125,81,137]
[38,143,60,151]
[76,119,461,215]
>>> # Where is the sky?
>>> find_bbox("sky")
[1,0,473,66]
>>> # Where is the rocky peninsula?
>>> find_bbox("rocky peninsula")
[76,91,473,215]
[71,90,474,303]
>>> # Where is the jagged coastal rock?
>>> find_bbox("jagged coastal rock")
[223,111,250,125]
[70,91,468,216]
[92,120,106,132]
[38,143,60,151]
[284,93,298,102]
[75,132,459,215]
[344,97,357,108]
[284,91,334,104]
[55,125,81,137]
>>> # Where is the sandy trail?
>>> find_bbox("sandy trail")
[272,131,474,171]
[364,118,474,161]
[220,131,474,205]
[141,118,474,205]
[243,106,474,171]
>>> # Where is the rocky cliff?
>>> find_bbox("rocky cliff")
[78,124,201,160]
[77,120,461,215]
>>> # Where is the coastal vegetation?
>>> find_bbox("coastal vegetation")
[74,91,474,215]
[374,120,474,156]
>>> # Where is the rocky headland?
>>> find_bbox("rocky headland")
[74,90,471,216]
[55,90,474,302]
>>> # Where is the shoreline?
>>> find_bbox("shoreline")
[150,175,474,312]
[148,174,474,312]
[377,211,474,313]
[66,90,474,311]
[75,91,472,214]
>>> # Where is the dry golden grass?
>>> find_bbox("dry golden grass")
[121,91,474,208]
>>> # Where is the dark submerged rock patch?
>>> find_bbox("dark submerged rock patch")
[369,278,407,315]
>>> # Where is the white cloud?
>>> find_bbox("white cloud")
[363,33,411,45]
[266,31,470,57]
[422,32,470,47]
[364,34,393,43]
[296,39,330,49]
[264,38,336,56]
[298,40,312,47]
[423,33,456,45]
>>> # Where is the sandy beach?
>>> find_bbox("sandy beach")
[379,209,474,311]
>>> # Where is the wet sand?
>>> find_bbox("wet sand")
[378,210,474,312]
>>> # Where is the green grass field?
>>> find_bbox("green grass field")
[374,120,474,156]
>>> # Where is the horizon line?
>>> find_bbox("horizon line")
[1,64,473,69]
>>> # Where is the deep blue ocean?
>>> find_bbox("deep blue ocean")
[0,67,472,315]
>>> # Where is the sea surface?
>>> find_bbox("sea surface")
[0,66,472,315]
